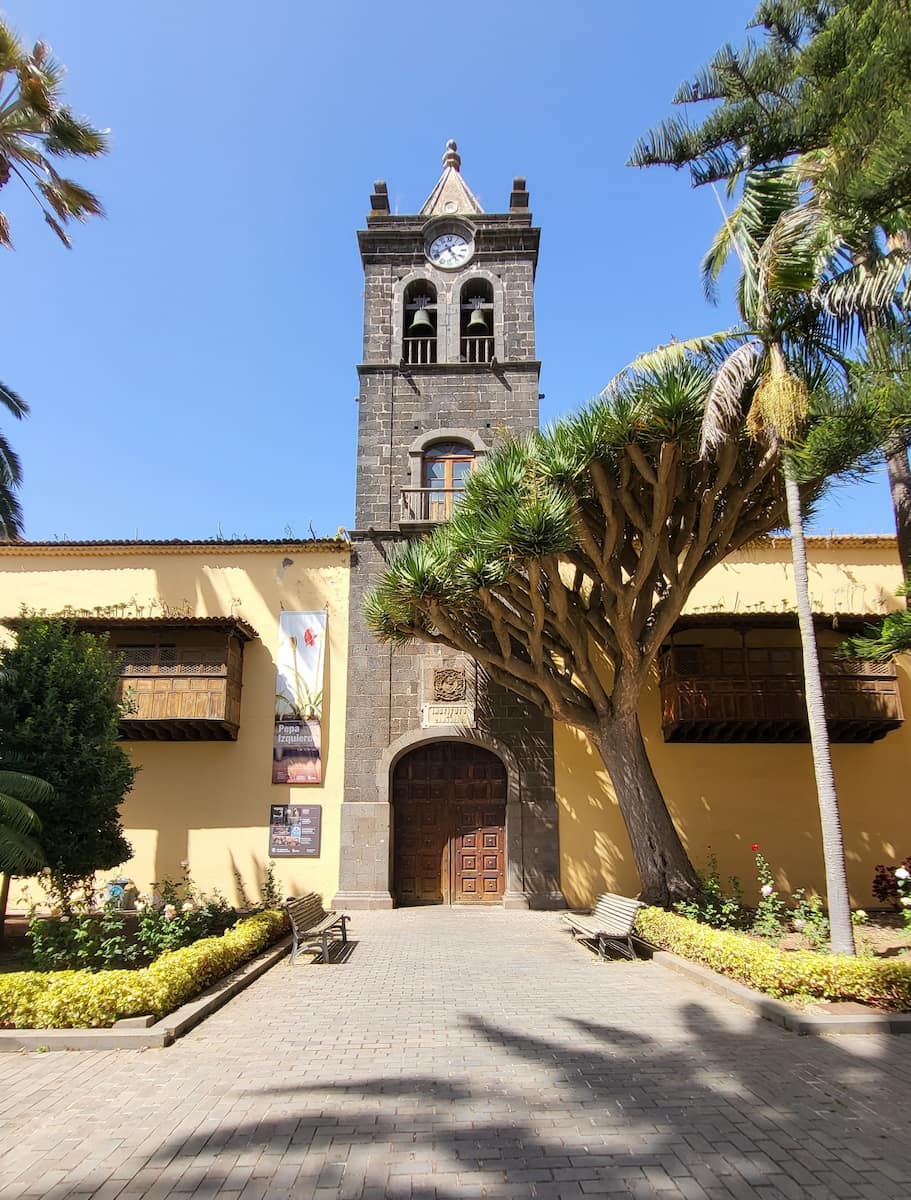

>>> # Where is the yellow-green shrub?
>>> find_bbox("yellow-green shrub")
[635,907,911,1011]
[0,910,287,1029]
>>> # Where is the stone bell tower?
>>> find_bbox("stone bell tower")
[334,142,563,910]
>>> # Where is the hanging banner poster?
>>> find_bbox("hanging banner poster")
[273,611,326,784]
[269,804,322,857]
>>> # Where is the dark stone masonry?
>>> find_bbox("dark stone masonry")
[334,143,563,910]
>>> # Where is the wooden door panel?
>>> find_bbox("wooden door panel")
[453,803,505,903]
[393,743,506,905]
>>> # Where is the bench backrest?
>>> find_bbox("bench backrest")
[592,892,644,933]
[286,892,328,931]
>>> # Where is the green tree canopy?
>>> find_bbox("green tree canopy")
[0,617,133,897]
[630,0,911,230]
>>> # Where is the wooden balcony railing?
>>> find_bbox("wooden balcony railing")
[659,645,903,743]
[400,487,464,523]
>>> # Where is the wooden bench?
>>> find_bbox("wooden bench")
[285,892,350,964]
[562,892,644,960]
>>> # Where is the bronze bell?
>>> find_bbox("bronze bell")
[408,306,434,334]
[467,305,489,333]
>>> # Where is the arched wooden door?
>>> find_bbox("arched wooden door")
[392,742,507,905]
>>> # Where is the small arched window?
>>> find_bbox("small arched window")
[460,280,494,364]
[422,440,474,522]
[402,280,438,365]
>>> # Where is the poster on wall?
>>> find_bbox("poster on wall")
[269,804,322,857]
[273,611,326,784]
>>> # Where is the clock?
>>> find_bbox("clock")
[427,232,472,268]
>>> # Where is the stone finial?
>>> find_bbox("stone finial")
[419,141,482,216]
[370,179,390,213]
[510,176,530,210]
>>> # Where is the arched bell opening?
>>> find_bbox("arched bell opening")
[460,279,494,364]
[391,741,507,906]
[402,280,438,365]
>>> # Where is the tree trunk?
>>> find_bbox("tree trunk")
[591,706,702,906]
[885,438,911,589]
[785,470,856,954]
[0,872,9,945]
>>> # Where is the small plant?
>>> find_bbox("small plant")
[851,909,869,926]
[751,844,787,938]
[790,889,831,950]
[261,861,282,910]
[675,851,745,930]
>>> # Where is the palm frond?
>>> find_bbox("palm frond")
[700,340,761,454]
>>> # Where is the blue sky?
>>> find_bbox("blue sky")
[1,0,896,541]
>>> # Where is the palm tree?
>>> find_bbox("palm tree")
[0,20,107,248]
[636,166,905,953]
[0,765,48,942]
[0,379,27,539]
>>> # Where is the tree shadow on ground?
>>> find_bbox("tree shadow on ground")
[38,997,911,1200]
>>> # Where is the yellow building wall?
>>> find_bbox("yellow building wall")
[0,542,350,908]
[556,538,911,909]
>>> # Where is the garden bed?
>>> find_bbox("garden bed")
[635,907,911,1013]
[0,909,287,1029]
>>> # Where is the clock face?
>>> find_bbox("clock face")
[428,232,472,268]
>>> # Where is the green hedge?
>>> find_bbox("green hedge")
[0,910,287,1029]
[635,907,911,1012]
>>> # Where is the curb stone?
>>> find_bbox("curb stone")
[0,934,292,1052]
[646,942,911,1035]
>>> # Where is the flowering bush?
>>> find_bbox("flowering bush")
[872,857,911,907]
[895,866,911,931]
[635,907,911,1011]
[750,846,787,937]
[0,910,287,1029]
[28,867,238,971]
[790,889,830,949]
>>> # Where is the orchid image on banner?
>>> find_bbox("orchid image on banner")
[273,612,327,786]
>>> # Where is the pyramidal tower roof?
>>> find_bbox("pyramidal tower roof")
[419,140,483,217]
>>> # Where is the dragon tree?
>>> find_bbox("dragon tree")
[365,359,884,905]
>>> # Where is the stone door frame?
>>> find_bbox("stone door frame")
[378,726,530,908]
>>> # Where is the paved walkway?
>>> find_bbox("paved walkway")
[2,909,911,1200]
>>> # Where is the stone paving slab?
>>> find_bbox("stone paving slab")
[1,908,910,1199]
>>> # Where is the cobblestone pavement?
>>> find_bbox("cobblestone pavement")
[2,909,911,1200]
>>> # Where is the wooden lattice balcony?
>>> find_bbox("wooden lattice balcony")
[68,617,256,741]
[660,644,903,744]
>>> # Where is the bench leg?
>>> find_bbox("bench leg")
[289,932,299,966]
[597,935,607,960]
[340,915,348,945]
[320,932,330,963]
[627,935,637,961]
